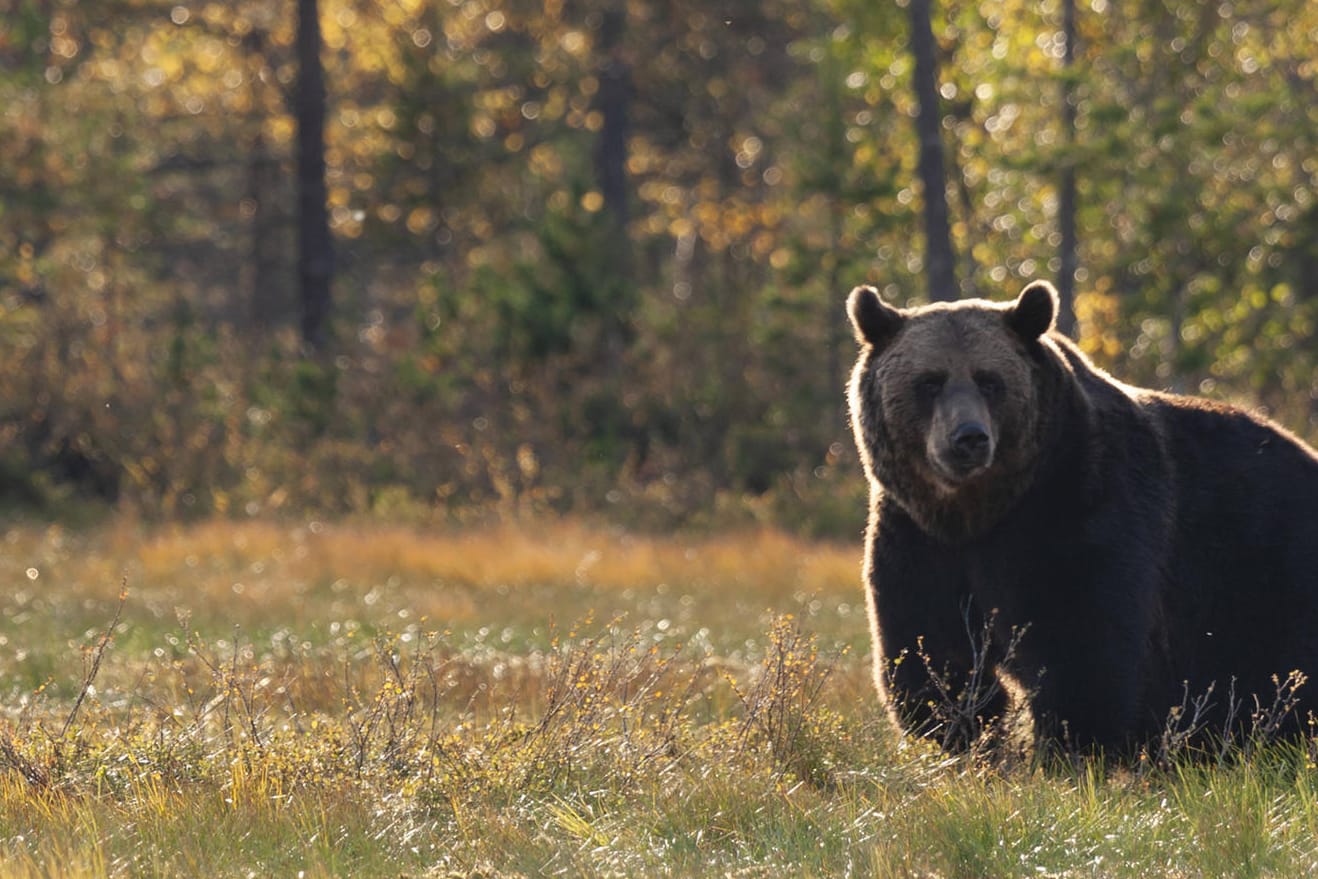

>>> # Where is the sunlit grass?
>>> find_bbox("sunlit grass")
[1,517,868,677]
[0,516,1315,877]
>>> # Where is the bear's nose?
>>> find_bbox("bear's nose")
[950,422,990,456]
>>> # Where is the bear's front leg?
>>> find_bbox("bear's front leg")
[1009,583,1156,756]
[877,618,1012,753]
[1026,652,1145,756]
[868,513,1011,752]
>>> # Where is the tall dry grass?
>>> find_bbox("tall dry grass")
[0,517,1315,877]
[131,517,859,594]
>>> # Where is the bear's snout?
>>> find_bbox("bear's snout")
[937,419,994,476]
[950,422,991,460]
[927,389,996,482]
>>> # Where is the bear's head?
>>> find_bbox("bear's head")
[846,281,1059,540]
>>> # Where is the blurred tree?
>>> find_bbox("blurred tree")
[238,23,292,327]
[0,0,1314,531]
[1055,0,1078,337]
[296,0,332,351]
[907,0,957,300]
[592,0,633,437]
[594,2,631,234]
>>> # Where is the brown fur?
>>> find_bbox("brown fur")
[848,289,1053,541]
[845,281,1318,754]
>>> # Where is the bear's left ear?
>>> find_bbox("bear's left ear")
[1006,280,1058,341]
[847,285,904,350]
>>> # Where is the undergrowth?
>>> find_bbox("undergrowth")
[0,519,1315,877]
[0,589,867,875]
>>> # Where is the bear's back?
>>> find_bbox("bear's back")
[1139,389,1318,693]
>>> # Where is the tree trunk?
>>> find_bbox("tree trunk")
[241,27,287,327]
[594,4,631,236]
[245,128,286,326]
[296,0,333,351]
[593,1,632,329]
[1056,0,1079,336]
[907,0,957,301]
[822,51,847,435]
[591,2,637,470]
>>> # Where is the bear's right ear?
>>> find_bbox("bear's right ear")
[1006,280,1058,341]
[847,286,904,349]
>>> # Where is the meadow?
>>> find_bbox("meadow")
[0,517,1315,877]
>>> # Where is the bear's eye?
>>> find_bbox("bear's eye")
[974,371,1005,399]
[914,373,946,401]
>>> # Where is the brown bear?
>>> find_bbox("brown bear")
[846,280,1318,754]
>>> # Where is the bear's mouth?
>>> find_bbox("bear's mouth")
[930,456,993,487]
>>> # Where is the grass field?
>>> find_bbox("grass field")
[0,517,1316,877]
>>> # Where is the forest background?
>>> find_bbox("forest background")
[3,0,1316,536]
